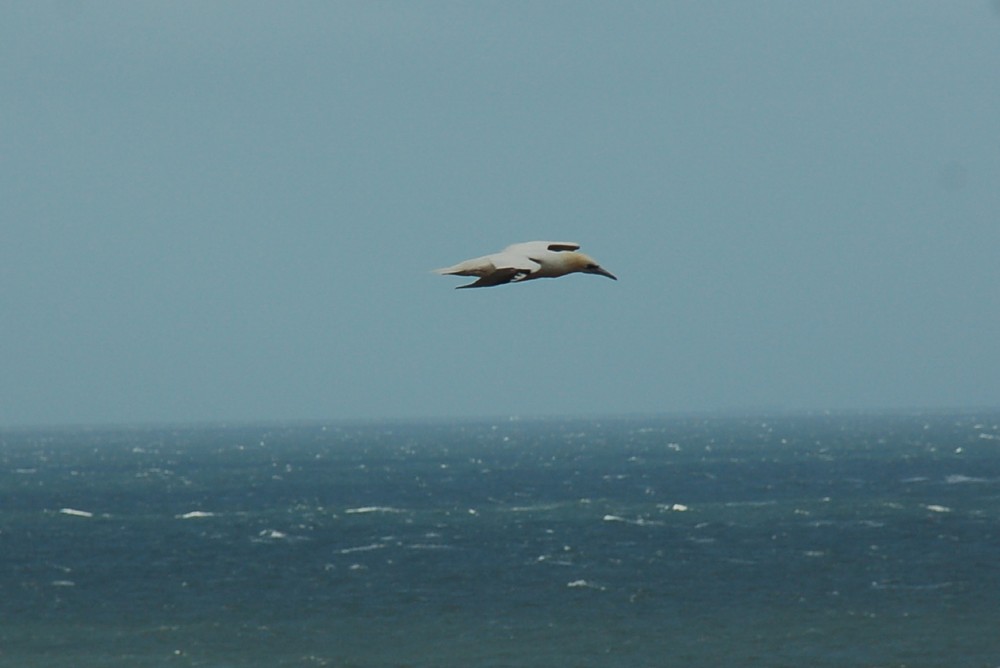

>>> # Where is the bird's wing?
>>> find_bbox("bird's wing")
[436,251,540,288]
[489,251,541,273]
[451,252,540,288]
[503,241,580,255]
[456,267,529,289]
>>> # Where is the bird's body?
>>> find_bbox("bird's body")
[435,241,616,289]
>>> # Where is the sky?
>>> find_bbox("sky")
[2,1,1000,427]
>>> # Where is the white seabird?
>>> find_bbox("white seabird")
[434,241,617,289]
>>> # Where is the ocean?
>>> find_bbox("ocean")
[2,412,999,667]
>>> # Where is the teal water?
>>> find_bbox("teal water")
[2,413,999,666]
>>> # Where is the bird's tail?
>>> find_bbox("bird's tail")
[432,259,486,276]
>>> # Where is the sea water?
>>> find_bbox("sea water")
[2,413,999,667]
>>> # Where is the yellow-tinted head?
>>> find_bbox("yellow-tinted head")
[573,253,617,280]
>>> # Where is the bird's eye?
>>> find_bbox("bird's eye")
[586,264,598,270]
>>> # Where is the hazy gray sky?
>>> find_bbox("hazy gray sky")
[3,1,999,426]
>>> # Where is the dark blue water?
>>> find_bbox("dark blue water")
[2,413,1000,667]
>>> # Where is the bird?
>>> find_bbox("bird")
[434,241,617,289]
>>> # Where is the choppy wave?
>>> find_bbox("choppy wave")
[4,412,1000,666]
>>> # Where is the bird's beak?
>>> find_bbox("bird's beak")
[594,266,617,280]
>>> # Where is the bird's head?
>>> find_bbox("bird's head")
[573,253,617,280]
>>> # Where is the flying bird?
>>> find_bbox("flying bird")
[434,241,617,289]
